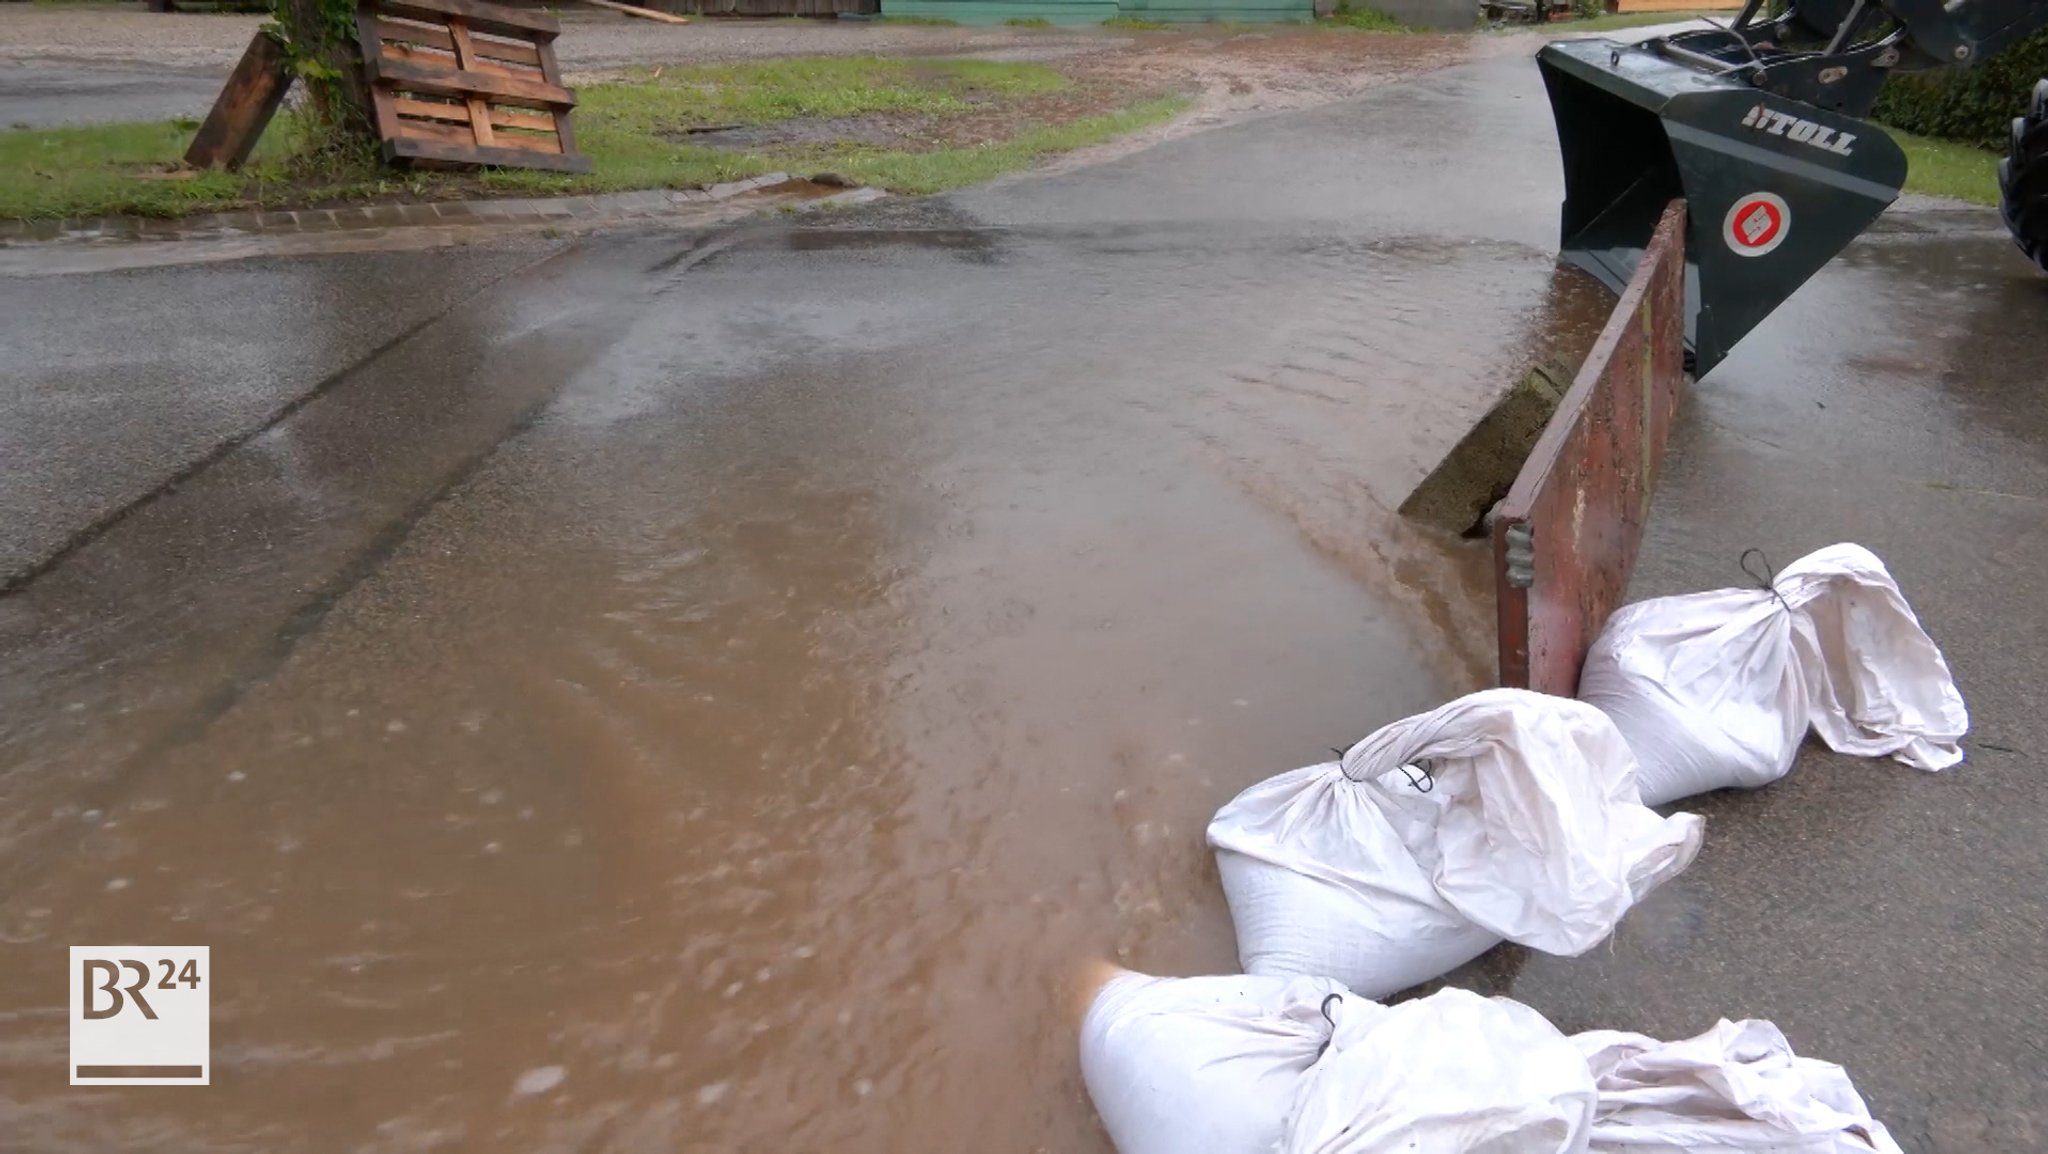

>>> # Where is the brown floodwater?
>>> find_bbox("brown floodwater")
[0,110,1616,1152]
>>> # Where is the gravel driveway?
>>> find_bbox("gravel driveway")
[0,8,1129,73]
[0,8,1519,132]
[0,9,1149,128]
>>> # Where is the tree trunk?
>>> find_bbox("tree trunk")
[272,0,379,154]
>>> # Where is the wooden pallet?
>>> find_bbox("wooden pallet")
[357,0,591,174]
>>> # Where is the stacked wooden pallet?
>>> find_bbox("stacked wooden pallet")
[357,0,591,173]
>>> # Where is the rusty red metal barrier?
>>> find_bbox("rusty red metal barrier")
[1494,200,1688,695]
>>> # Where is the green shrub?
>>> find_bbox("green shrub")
[1323,3,1409,30]
[1873,29,2048,150]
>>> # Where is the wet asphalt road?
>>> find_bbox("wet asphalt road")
[0,60,224,130]
[3,51,2045,1154]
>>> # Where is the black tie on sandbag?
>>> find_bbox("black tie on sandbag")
[1334,743,1434,793]
[1395,762,1435,793]
[1739,548,1793,612]
[1313,993,1345,1064]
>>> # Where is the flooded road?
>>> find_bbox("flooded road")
[3,49,2038,1154]
[0,52,1594,1152]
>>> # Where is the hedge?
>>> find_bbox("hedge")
[1873,30,2048,151]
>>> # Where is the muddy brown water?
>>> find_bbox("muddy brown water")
[0,299,1604,1154]
[0,60,1623,1150]
[0,239,1607,1154]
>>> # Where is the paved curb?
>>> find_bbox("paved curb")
[0,172,861,249]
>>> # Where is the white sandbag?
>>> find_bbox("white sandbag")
[1079,969,1351,1154]
[1284,987,1597,1154]
[1080,975,1904,1154]
[1080,975,1596,1154]
[1578,543,1969,807]
[1207,689,1703,998]
[1572,1019,1903,1153]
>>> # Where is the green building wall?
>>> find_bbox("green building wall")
[880,0,1313,24]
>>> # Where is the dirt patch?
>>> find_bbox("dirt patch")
[1070,28,1522,124]
[666,115,916,152]
[652,29,1511,165]
[655,74,1186,161]
[1013,29,1506,171]
[919,79,1179,145]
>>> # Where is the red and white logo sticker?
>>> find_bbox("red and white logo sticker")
[1723,193,1790,257]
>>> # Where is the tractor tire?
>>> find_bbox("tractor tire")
[2000,79,2048,273]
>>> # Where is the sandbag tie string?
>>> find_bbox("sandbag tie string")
[1334,744,1435,792]
[1739,547,1793,612]
[1394,762,1435,793]
[1313,993,1345,1063]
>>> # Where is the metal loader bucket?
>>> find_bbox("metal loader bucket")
[1537,39,1908,376]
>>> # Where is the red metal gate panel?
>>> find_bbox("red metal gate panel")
[1494,200,1687,696]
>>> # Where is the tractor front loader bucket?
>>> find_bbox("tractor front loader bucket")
[1537,39,1908,376]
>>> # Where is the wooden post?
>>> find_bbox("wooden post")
[185,31,295,171]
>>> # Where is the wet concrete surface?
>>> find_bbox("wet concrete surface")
[1451,225,2048,1154]
[0,50,2041,1154]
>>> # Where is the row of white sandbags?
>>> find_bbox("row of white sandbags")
[1073,545,1961,1152]
[1082,969,1902,1154]
[1207,543,1967,998]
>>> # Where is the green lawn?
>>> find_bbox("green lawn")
[1538,10,1728,32]
[0,57,1185,221]
[0,118,311,221]
[1319,3,1414,30]
[1891,127,2002,205]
